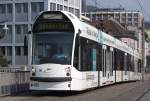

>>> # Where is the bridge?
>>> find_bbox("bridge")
[0,81,150,101]
[0,68,150,101]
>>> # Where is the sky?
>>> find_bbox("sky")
[87,0,150,22]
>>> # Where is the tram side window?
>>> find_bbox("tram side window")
[127,54,131,71]
[111,50,114,76]
[80,38,88,71]
[114,49,117,70]
[124,53,127,75]
[102,49,106,77]
[97,45,102,71]
[73,35,79,69]
[138,59,142,73]
[75,37,99,71]
[140,60,142,73]
[106,47,111,74]
[115,49,124,70]
[92,48,97,71]
[131,56,134,72]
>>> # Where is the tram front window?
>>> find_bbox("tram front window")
[32,32,74,65]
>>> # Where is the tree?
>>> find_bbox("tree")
[0,56,8,67]
[0,31,5,39]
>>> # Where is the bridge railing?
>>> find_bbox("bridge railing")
[0,68,30,96]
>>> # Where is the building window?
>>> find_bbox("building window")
[23,24,28,34]
[115,13,120,19]
[75,9,80,17]
[39,2,44,11]
[148,44,150,49]
[7,4,12,13]
[23,3,28,13]
[15,47,21,56]
[64,6,68,11]
[0,4,6,14]
[50,3,56,11]
[128,18,132,22]
[69,7,74,14]
[60,5,63,10]
[149,50,150,54]
[31,3,37,12]
[32,2,44,12]
[57,4,64,11]
[115,18,120,22]
[134,13,138,17]
[57,4,63,11]
[134,18,138,22]
[53,3,56,10]
[23,47,28,56]
[7,25,12,35]
[7,47,12,56]
[122,13,126,17]
[50,3,53,10]
[57,4,60,10]
[128,13,132,17]
[16,3,22,13]
[15,25,21,35]
[0,46,6,56]
[69,7,71,12]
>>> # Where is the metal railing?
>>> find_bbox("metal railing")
[0,68,29,96]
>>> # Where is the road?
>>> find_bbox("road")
[1,81,150,101]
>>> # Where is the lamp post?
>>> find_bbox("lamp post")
[3,23,9,33]
[0,20,9,56]
[0,20,9,38]
[141,17,145,81]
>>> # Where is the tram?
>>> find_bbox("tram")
[29,11,142,91]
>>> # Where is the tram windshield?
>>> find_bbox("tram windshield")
[32,12,75,65]
[32,32,74,65]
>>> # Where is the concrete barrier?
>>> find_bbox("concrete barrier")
[0,68,29,96]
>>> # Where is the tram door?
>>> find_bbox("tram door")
[102,45,106,78]
[124,53,128,81]
[102,45,113,82]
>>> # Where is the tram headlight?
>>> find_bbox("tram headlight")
[65,67,71,76]
[66,72,70,76]
[31,66,36,76]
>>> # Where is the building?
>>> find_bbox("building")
[82,0,86,13]
[145,27,150,68]
[0,0,81,66]
[82,9,144,53]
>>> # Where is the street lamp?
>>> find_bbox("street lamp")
[3,23,9,32]
[0,20,9,38]
[0,20,9,57]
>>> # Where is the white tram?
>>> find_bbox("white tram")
[29,11,142,91]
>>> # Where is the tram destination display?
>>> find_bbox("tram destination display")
[33,22,73,33]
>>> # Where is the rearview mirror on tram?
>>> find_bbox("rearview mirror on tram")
[24,31,31,48]
[24,35,28,48]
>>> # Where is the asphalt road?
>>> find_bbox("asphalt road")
[1,81,150,101]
